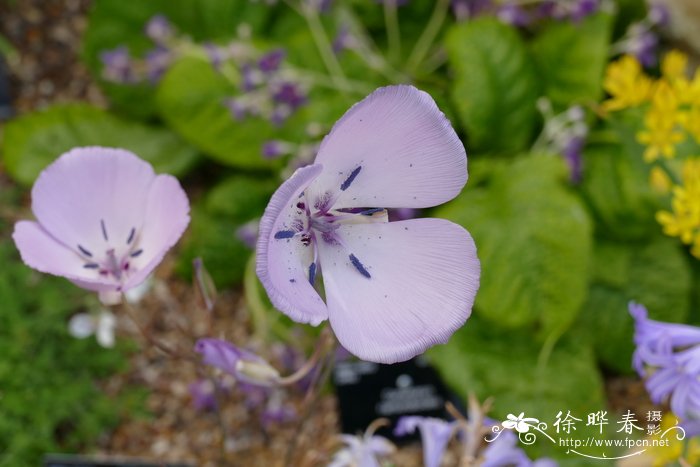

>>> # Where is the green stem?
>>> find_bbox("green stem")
[406,0,449,76]
[384,0,402,64]
[244,254,270,342]
[300,2,349,92]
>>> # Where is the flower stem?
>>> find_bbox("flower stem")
[278,326,334,386]
[406,0,450,76]
[384,0,402,64]
[120,300,193,361]
[244,254,270,342]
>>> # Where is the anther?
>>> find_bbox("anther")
[77,245,93,257]
[126,227,135,245]
[100,219,109,241]
[349,254,371,279]
[340,166,362,191]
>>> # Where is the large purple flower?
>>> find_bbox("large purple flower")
[13,147,190,304]
[256,85,480,364]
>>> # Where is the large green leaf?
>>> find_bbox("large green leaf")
[579,141,659,240]
[578,235,692,373]
[2,104,198,186]
[428,316,605,462]
[530,13,612,110]
[82,0,271,118]
[435,155,592,337]
[445,18,540,154]
[176,175,276,287]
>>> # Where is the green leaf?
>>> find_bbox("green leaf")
[2,104,198,186]
[530,13,612,110]
[428,315,605,461]
[579,141,659,240]
[435,155,593,337]
[82,0,271,118]
[578,235,692,373]
[176,175,276,287]
[445,18,540,154]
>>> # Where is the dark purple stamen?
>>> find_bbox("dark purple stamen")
[296,202,305,210]
[360,208,383,216]
[340,166,362,191]
[100,219,109,241]
[77,245,93,257]
[127,227,135,244]
[83,262,99,269]
[309,262,317,285]
[275,230,296,239]
[130,249,143,257]
[301,233,312,246]
[349,254,371,279]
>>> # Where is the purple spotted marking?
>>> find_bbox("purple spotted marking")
[100,219,109,241]
[340,166,362,191]
[349,254,371,279]
[274,230,296,239]
[77,245,93,257]
[321,231,341,246]
[309,262,317,285]
[360,208,384,216]
[127,227,136,244]
[130,249,143,257]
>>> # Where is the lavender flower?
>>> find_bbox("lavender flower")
[395,416,456,467]
[100,46,134,83]
[194,338,280,386]
[648,3,670,27]
[12,147,190,305]
[497,4,531,27]
[189,379,220,411]
[145,14,173,45]
[258,49,286,73]
[145,47,172,83]
[482,429,557,467]
[256,85,480,364]
[262,140,293,160]
[235,219,260,250]
[272,82,307,111]
[570,0,600,22]
[630,302,700,435]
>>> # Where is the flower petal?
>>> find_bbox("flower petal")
[123,174,190,290]
[256,164,328,325]
[13,220,113,290]
[317,218,480,363]
[307,85,467,209]
[31,147,156,254]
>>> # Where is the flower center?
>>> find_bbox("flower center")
[77,219,143,287]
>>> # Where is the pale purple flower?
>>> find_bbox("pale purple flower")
[13,147,190,305]
[272,82,307,110]
[194,338,280,386]
[258,49,285,73]
[256,85,480,364]
[570,0,599,22]
[395,416,456,467]
[236,219,260,250]
[497,4,531,27]
[189,379,220,411]
[630,302,700,435]
[562,136,584,183]
[100,46,133,83]
[145,14,173,45]
[262,140,291,160]
[329,433,394,467]
[648,3,670,27]
[145,47,172,83]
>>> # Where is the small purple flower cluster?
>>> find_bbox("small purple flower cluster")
[451,0,603,26]
[612,3,669,68]
[100,15,175,84]
[630,302,700,435]
[535,100,588,183]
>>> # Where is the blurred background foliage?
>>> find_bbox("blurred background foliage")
[1,0,698,464]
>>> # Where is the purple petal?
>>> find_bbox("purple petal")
[307,85,467,210]
[395,417,454,467]
[256,164,329,325]
[317,218,480,363]
[13,221,114,291]
[31,147,155,255]
[123,174,190,290]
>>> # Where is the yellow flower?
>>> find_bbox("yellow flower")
[602,55,653,112]
[645,414,700,466]
[650,166,672,194]
[662,50,688,81]
[637,82,685,162]
[657,158,700,258]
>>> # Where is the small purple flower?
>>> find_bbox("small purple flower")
[482,429,557,467]
[194,338,280,386]
[100,46,133,83]
[272,82,307,110]
[204,43,225,70]
[262,140,292,160]
[256,85,480,364]
[497,4,531,27]
[235,219,260,250]
[451,0,492,21]
[258,49,286,73]
[562,135,584,184]
[648,3,670,27]
[570,0,599,22]
[145,14,173,45]
[395,416,455,467]
[225,98,248,121]
[330,433,394,467]
[627,25,659,68]
[13,147,190,305]
[189,379,219,411]
[145,47,172,83]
